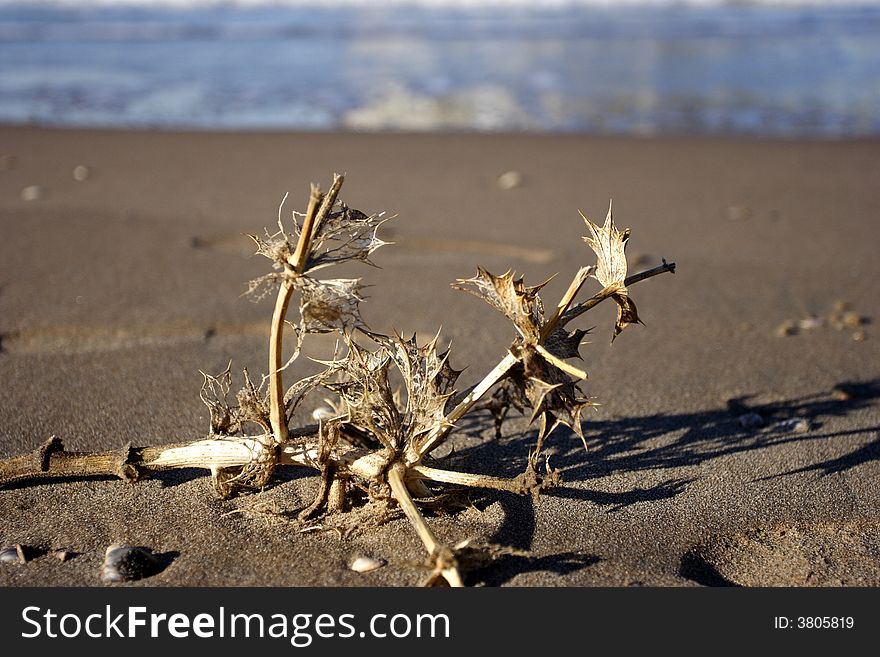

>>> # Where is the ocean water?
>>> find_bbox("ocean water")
[1,1,879,136]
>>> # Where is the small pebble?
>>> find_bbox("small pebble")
[72,164,91,182]
[797,317,823,331]
[21,185,43,201]
[738,413,764,430]
[0,154,16,171]
[0,544,27,564]
[496,170,523,190]
[832,386,853,401]
[350,555,386,573]
[841,311,866,329]
[776,418,811,434]
[726,205,752,221]
[776,320,797,337]
[852,330,866,342]
[101,545,161,582]
[53,549,73,562]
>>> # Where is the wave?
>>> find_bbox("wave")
[3,0,880,9]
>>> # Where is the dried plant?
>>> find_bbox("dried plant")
[0,175,675,586]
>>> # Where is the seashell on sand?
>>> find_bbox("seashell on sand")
[73,165,91,181]
[496,170,523,190]
[101,545,161,582]
[350,555,386,573]
[21,185,43,201]
[0,544,27,564]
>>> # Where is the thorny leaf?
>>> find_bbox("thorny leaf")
[452,268,550,341]
[315,333,461,453]
[200,363,235,434]
[243,271,284,302]
[323,339,402,451]
[200,365,271,436]
[543,326,590,361]
[294,277,367,333]
[515,344,593,446]
[235,368,272,433]
[248,229,293,271]
[580,203,643,339]
[380,332,462,449]
[304,207,391,273]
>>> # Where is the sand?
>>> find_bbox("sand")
[0,126,878,587]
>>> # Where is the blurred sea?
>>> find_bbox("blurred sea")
[1,0,879,136]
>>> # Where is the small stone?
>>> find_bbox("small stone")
[738,413,764,430]
[53,549,73,562]
[841,311,866,329]
[726,205,752,221]
[831,385,854,401]
[776,320,798,337]
[21,185,43,201]
[101,545,161,582]
[73,165,91,182]
[0,154,16,171]
[797,317,823,331]
[497,170,523,190]
[350,555,386,573]
[776,418,810,434]
[852,330,866,342]
[0,544,27,564]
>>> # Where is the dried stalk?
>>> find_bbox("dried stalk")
[388,463,463,587]
[0,178,675,588]
[561,260,675,326]
[268,280,295,444]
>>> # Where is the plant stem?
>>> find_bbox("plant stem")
[268,279,295,444]
[269,175,346,446]
[410,464,526,494]
[540,265,593,341]
[0,432,396,490]
[561,260,675,326]
[387,463,464,587]
[309,173,345,244]
[290,183,323,272]
[413,351,519,461]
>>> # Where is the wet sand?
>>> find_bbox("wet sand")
[0,126,878,586]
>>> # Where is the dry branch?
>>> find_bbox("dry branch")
[0,176,675,586]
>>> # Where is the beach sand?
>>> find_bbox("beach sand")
[0,126,878,586]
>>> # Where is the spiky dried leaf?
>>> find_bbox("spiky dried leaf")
[200,366,271,436]
[244,272,284,302]
[581,203,629,289]
[543,326,590,360]
[294,277,366,333]
[382,333,462,447]
[581,204,642,339]
[248,229,293,269]
[323,339,402,450]
[452,268,549,340]
[199,364,235,434]
[305,207,390,273]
